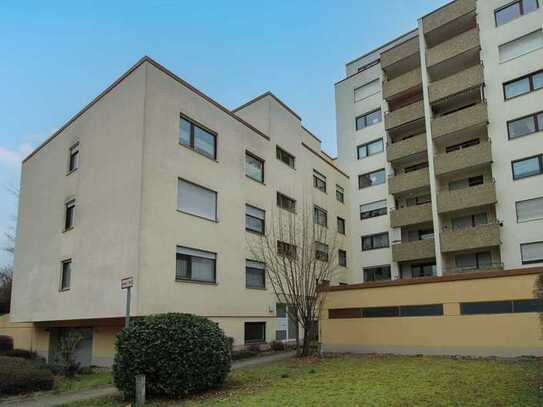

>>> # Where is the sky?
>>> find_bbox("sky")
[0,0,448,266]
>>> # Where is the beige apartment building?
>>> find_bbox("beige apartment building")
[9,57,352,366]
[335,0,543,282]
[5,0,543,364]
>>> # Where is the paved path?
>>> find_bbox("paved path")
[0,351,296,407]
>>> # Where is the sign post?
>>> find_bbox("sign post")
[121,277,134,328]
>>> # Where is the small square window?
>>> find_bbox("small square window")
[244,322,266,344]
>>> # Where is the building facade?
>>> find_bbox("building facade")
[335,0,543,283]
[10,58,352,365]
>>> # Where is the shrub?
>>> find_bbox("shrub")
[113,313,231,399]
[231,350,258,361]
[0,335,13,353]
[0,356,54,394]
[4,349,38,360]
[247,343,261,352]
[270,341,286,351]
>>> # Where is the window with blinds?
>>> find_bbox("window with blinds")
[354,79,380,102]
[520,241,543,264]
[516,196,543,223]
[177,179,217,221]
[176,246,216,283]
[499,29,543,63]
[360,199,387,219]
[246,260,265,289]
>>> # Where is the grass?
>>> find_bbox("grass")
[63,354,543,407]
[54,370,113,393]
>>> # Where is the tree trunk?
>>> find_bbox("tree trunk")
[301,325,311,357]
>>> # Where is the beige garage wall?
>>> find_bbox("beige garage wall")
[320,269,543,357]
[0,314,36,350]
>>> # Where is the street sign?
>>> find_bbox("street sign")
[121,276,134,289]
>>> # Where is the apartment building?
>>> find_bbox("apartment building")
[335,0,543,283]
[9,57,352,365]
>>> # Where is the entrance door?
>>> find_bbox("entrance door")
[49,327,93,367]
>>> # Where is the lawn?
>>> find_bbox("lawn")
[54,370,113,393]
[64,354,542,407]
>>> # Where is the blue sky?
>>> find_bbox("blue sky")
[0,0,448,266]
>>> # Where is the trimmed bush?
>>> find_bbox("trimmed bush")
[3,349,38,360]
[270,341,286,351]
[0,356,54,394]
[113,313,231,399]
[0,335,13,353]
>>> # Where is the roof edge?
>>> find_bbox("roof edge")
[232,91,302,121]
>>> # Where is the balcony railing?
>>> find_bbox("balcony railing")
[388,167,430,196]
[423,0,477,36]
[440,223,501,253]
[427,27,480,68]
[390,203,433,228]
[392,239,436,262]
[429,64,484,104]
[434,140,492,176]
[383,68,422,101]
[381,36,420,77]
[387,133,427,163]
[437,183,497,214]
[442,263,504,275]
[385,100,425,131]
[431,103,487,140]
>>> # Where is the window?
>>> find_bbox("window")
[337,217,346,234]
[313,170,327,193]
[329,304,443,319]
[400,304,443,317]
[360,200,387,219]
[355,109,382,130]
[354,79,380,102]
[176,246,216,283]
[276,146,295,169]
[177,179,217,221]
[455,252,493,271]
[406,195,431,207]
[64,199,75,231]
[449,175,484,191]
[246,260,266,289]
[452,213,488,230]
[495,0,539,26]
[363,307,399,318]
[68,143,79,173]
[357,138,384,159]
[445,138,480,153]
[498,29,543,63]
[336,185,344,203]
[179,116,217,159]
[362,232,389,251]
[315,242,329,262]
[504,69,543,99]
[508,111,543,139]
[245,152,264,183]
[246,205,265,234]
[520,241,543,264]
[516,196,543,222]
[461,299,543,315]
[512,154,543,180]
[313,206,328,227]
[244,322,265,344]
[277,241,297,258]
[363,265,391,282]
[338,249,347,267]
[404,161,428,173]
[60,260,71,291]
[410,263,436,278]
[358,169,386,189]
[277,192,296,213]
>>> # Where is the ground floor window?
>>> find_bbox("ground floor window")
[244,322,266,344]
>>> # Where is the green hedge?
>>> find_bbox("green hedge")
[0,356,54,394]
[113,313,231,399]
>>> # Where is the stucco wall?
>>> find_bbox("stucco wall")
[321,271,543,356]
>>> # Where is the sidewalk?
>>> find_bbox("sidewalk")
[0,351,296,407]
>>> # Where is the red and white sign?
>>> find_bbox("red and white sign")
[121,277,134,289]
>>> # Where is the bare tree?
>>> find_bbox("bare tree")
[248,200,343,356]
[0,184,18,313]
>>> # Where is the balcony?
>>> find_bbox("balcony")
[385,101,425,131]
[431,103,487,141]
[388,168,430,195]
[392,239,435,263]
[426,28,480,80]
[390,203,433,228]
[423,0,477,47]
[429,64,484,104]
[383,68,422,101]
[381,36,420,79]
[437,183,497,214]
[387,133,427,163]
[434,141,492,176]
[440,223,501,253]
